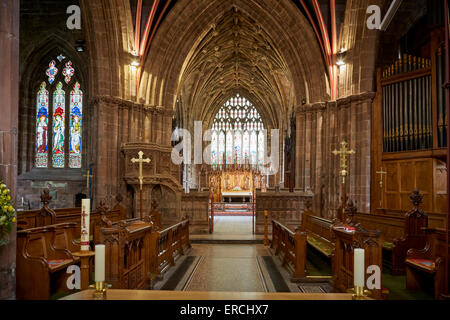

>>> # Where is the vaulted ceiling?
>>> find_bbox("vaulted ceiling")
[177,7,293,130]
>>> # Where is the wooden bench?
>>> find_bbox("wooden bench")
[149,219,191,275]
[354,190,429,275]
[271,220,306,279]
[16,222,81,300]
[300,209,334,259]
[17,190,126,244]
[405,227,448,299]
[332,225,384,299]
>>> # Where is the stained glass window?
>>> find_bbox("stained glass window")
[69,82,83,168]
[218,131,225,164]
[250,131,257,165]
[211,131,218,165]
[35,57,82,169]
[258,131,265,167]
[35,82,49,168]
[226,131,233,164]
[52,82,65,168]
[211,94,265,166]
[243,131,250,164]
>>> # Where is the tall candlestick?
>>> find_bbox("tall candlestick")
[95,244,105,282]
[81,199,91,251]
[354,248,365,288]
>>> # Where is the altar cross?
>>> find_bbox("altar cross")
[332,141,355,185]
[332,141,355,221]
[131,151,151,219]
[376,167,387,189]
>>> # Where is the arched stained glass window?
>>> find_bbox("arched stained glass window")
[52,82,65,168]
[35,82,49,168]
[211,94,265,166]
[69,82,83,168]
[35,56,84,169]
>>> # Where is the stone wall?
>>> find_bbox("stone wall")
[0,0,19,300]
[296,92,374,218]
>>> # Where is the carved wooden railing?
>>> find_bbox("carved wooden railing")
[149,219,191,275]
[99,219,152,289]
[271,220,306,279]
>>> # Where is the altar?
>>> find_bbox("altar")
[221,191,252,203]
[208,164,264,228]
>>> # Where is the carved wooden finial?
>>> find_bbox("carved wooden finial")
[304,198,313,211]
[97,200,109,214]
[344,199,358,226]
[115,194,123,204]
[40,189,52,206]
[409,189,423,208]
[151,200,159,210]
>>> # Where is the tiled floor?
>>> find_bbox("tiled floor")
[183,244,269,292]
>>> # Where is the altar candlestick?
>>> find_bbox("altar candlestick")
[354,248,365,288]
[81,199,90,251]
[95,244,105,282]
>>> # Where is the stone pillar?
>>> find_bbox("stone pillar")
[0,0,19,300]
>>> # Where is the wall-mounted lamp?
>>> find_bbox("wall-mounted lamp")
[336,59,346,67]
[336,50,347,67]
[129,60,140,72]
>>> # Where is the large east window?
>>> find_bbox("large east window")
[210,94,265,166]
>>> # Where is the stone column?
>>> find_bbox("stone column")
[0,0,19,300]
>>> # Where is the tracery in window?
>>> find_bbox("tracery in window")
[211,94,265,166]
[35,56,83,169]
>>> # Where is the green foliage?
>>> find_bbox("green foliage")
[0,181,16,246]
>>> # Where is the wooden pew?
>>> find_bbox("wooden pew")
[299,208,334,259]
[332,225,384,299]
[149,219,191,275]
[271,220,306,279]
[16,222,80,300]
[354,190,429,275]
[405,227,448,299]
[17,190,126,244]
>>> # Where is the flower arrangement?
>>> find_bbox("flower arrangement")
[0,182,16,246]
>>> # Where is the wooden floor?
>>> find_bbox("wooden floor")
[62,289,360,300]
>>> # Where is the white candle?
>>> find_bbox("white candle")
[95,244,105,282]
[81,199,91,251]
[354,248,365,288]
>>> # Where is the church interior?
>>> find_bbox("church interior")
[1,0,450,303]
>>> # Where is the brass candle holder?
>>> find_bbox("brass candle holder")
[348,286,371,300]
[89,281,108,299]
